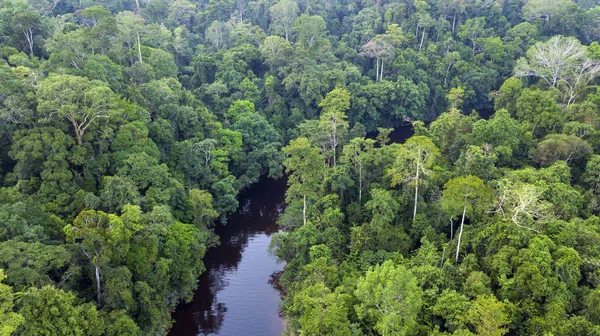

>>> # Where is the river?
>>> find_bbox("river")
[168,108,494,335]
[168,177,287,336]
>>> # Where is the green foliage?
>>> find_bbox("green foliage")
[0,269,23,336]
[1,0,600,334]
[355,260,423,335]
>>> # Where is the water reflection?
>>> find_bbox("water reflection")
[168,177,287,336]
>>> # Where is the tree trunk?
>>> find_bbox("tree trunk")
[419,29,426,50]
[376,57,380,81]
[134,0,140,14]
[25,29,34,56]
[452,12,457,33]
[450,218,453,240]
[137,31,143,63]
[380,59,384,81]
[359,163,362,204]
[95,265,101,303]
[455,205,467,264]
[413,151,420,223]
[303,193,306,226]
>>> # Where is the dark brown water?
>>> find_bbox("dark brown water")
[168,177,287,336]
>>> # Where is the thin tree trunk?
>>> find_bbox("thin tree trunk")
[440,248,445,267]
[419,29,426,50]
[303,193,306,225]
[134,0,140,14]
[376,57,380,81]
[25,30,34,55]
[137,31,143,63]
[95,265,101,303]
[452,12,457,33]
[455,205,467,264]
[380,59,384,81]
[450,218,453,240]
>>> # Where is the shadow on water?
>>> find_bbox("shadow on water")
[168,177,287,336]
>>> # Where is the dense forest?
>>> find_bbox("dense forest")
[1,0,600,334]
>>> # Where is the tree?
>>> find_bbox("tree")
[522,0,576,25]
[290,283,352,336]
[0,270,23,336]
[389,136,440,222]
[283,137,326,226]
[167,0,197,29]
[64,210,132,303]
[362,35,394,82]
[37,75,117,145]
[205,20,230,50]
[515,36,600,105]
[515,88,561,135]
[441,175,494,263]
[292,14,327,51]
[269,0,299,41]
[463,294,510,336]
[11,9,41,56]
[18,286,104,336]
[318,88,350,167]
[493,77,522,115]
[188,189,218,228]
[354,260,423,336]
[341,137,375,203]
[259,36,293,70]
[495,180,555,231]
[536,134,592,166]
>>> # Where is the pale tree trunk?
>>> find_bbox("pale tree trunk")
[444,62,453,87]
[134,0,140,14]
[95,265,101,303]
[376,57,380,81]
[137,31,143,63]
[24,29,34,55]
[419,29,426,50]
[72,119,84,145]
[455,205,467,264]
[452,12,457,33]
[450,218,453,240]
[303,194,307,225]
[380,59,384,81]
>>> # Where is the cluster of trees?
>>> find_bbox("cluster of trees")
[1,0,600,334]
[275,38,600,336]
[276,75,600,334]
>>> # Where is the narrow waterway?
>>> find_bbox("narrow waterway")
[168,177,287,336]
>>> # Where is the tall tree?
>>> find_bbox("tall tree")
[341,137,375,204]
[283,137,326,226]
[441,175,494,263]
[37,75,117,145]
[318,88,350,168]
[64,210,132,303]
[269,0,299,41]
[389,136,440,222]
[515,35,600,105]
